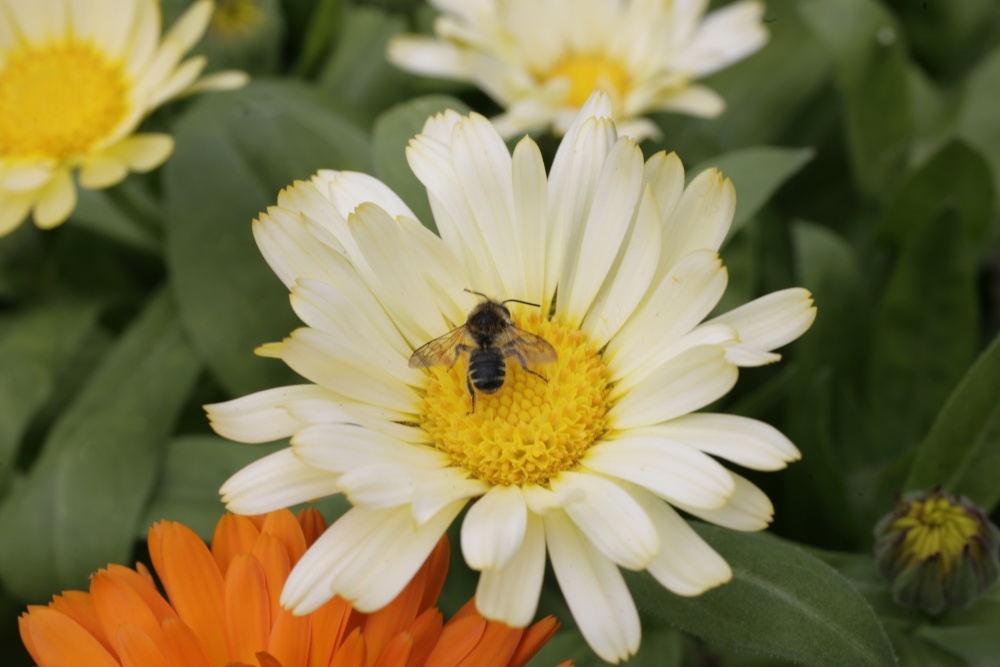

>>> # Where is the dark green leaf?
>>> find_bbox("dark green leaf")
[71,188,161,253]
[291,0,343,77]
[0,290,200,601]
[868,208,977,461]
[799,0,911,199]
[0,301,102,494]
[165,81,372,396]
[141,435,282,541]
[372,95,470,231]
[625,524,897,666]
[878,140,994,246]
[957,45,1000,206]
[915,625,1000,667]
[905,333,1000,510]
[691,147,814,239]
[318,6,416,124]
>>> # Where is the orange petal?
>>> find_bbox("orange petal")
[91,570,168,657]
[363,564,427,662]
[553,662,574,667]
[213,514,261,576]
[259,509,309,566]
[118,622,170,667]
[22,607,121,667]
[452,619,520,667]
[162,616,213,667]
[50,591,112,654]
[308,596,355,667]
[267,607,310,667]
[422,615,485,667]
[107,564,176,623]
[18,612,39,662]
[331,628,367,667]
[252,533,291,623]
[404,608,442,667]
[256,651,285,667]
[418,537,450,614]
[136,561,157,587]
[372,633,412,667]
[297,507,327,547]
[225,554,271,664]
[509,616,560,667]
[449,600,478,624]
[156,520,227,665]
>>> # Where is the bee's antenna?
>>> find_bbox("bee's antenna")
[463,288,489,300]
[501,298,541,308]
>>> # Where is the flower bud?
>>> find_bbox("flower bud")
[875,489,1000,614]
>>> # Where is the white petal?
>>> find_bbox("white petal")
[205,384,338,444]
[78,154,128,189]
[220,448,340,515]
[656,85,726,118]
[510,136,548,305]
[552,471,659,570]
[627,484,732,596]
[0,163,54,192]
[412,471,490,525]
[606,249,728,392]
[252,209,353,289]
[674,0,768,77]
[475,512,546,627]
[462,485,528,571]
[580,185,661,349]
[706,288,817,358]
[105,134,174,171]
[266,328,420,415]
[633,413,800,471]
[282,503,462,614]
[338,464,446,509]
[522,483,586,514]
[32,169,77,229]
[583,436,735,509]
[317,170,417,221]
[659,169,734,272]
[0,189,34,236]
[558,137,645,327]
[544,510,640,664]
[671,471,774,531]
[644,151,685,224]
[332,501,466,612]
[292,423,448,475]
[609,345,738,430]
[387,35,473,79]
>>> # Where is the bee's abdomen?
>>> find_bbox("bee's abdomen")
[468,348,506,394]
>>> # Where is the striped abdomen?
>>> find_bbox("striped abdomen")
[468,348,506,394]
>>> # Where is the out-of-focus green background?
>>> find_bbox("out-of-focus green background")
[3,0,1000,664]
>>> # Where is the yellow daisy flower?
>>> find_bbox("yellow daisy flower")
[387,0,769,140]
[207,93,815,663]
[0,0,247,236]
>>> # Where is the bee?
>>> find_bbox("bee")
[408,289,558,412]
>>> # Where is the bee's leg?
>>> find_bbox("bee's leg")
[466,375,477,414]
[451,343,473,368]
[509,350,549,383]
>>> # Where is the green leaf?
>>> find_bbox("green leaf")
[625,524,897,666]
[905,333,1000,510]
[0,301,102,494]
[957,45,1000,206]
[691,147,814,240]
[165,81,372,396]
[142,435,281,541]
[877,140,994,246]
[915,625,1000,667]
[71,188,161,253]
[318,6,416,124]
[799,0,911,199]
[867,207,977,461]
[0,290,200,601]
[372,95,470,231]
[291,0,343,77]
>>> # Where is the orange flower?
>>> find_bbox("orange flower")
[19,509,570,667]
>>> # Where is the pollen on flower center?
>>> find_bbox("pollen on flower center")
[890,496,982,576]
[420,313,609,488]
[546,54,630,109]
[0,43,129,160]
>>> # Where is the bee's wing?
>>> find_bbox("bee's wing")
[408,325,470,368]
[500,327,558,365]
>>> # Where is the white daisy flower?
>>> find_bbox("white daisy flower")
[0,0,248,236]
[207,92,815,663]
[387,0,769,141]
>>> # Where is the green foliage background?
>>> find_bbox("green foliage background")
[3,0,1000,664]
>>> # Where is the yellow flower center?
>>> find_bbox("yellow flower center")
[891,496,982,576]
[421,313,609,487]
[0,43,129,161]
[546,54,630,108]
